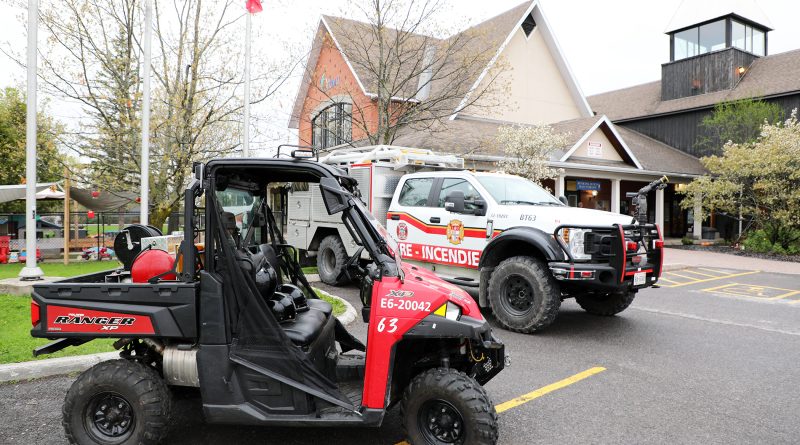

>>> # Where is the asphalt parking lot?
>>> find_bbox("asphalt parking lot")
[2,267,799,444]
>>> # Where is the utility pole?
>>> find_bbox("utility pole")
[63,167,70,265]
[243,10,252,157]
[140,0,152,225]
[19,0,43,280]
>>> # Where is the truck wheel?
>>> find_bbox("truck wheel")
[402,368,498,445]
[487,256,560,333]
[576,290,636,316]
[63,359,171,445]
[317,235,349,286]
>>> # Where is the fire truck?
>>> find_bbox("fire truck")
[287,146,665,333]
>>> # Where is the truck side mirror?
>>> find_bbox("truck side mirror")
[558,195,568,205]
[444,190,466,213]
[472,198,487,216]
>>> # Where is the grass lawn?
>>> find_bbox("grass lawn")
[0,294,116,364]
[302,266,318,274]
[0,261,121,280]
[315,288,347,317]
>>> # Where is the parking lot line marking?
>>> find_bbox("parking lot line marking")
[658,276,681,284]
[664,271,704,281]
[679,269,718,278]
[494,367,607,414]
[697,267,730,275]
[662,270,759,288]
[772,290,800,300]
[395,367,607,444]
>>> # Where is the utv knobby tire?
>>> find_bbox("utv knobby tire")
[576,290,636,316]
[487,256,560,333]
[63,359,171,445]
[402,368,498,445]
[317,235,349,286]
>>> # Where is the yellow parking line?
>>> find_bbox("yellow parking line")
[697,267,730,275]
[494,367,606,413]
[702,283,739,293]
[658,276,681,285]
[664,271,704,281]
[662,270,760,288]
[394,366,607,445]
[771,290,800,300]
[679,269,719,278]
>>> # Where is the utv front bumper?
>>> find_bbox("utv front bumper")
[404,314,505,384]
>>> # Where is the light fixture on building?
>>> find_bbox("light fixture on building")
[591,190,598,197]
[737,66,746,75]
[675,183,687,192]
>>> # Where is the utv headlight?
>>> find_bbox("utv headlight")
[434,302,462,320]
[568,229,592,260]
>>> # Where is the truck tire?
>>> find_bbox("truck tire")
[63,359,171,445]
[317,235,349,286]
[487,256,560,333]
[402,368,498,445]
[576,290,636,316]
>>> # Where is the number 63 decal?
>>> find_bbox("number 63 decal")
[377,317,398,333]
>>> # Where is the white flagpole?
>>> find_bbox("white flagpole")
[243,11,251,157]
[20,0,43,280]
[140,0,152,225]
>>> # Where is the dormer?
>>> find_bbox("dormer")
[661,1,772,100]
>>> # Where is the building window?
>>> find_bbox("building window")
[521,13,536,38]
[732,20,765,56]
[311,103,352,149]
[673,19,725,60]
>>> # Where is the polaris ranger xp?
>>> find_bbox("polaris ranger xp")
[30,156,506,445]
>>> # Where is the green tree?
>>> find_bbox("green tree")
[682,111,800,250]
[696,98,784,156]
[0,87,64,213]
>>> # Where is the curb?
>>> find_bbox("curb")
[314,287,358,327]
[0,289,356,384]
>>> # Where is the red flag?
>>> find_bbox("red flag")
[245,0,262,13]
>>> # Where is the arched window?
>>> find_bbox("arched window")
[311,103,352,149]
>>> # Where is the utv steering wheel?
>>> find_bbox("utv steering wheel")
[337,247,364,282]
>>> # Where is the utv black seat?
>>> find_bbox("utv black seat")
[307,299,333,318]
[282,304,329,347]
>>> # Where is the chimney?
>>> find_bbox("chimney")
[415,45,436,101]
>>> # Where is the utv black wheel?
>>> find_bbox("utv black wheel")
[576,290,636,316]
[402,368,498,445]
[487,256,560,333]
[317,235,349,286]
[63,359,171,445]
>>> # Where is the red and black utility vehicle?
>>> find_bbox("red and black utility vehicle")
[31,156,506,445]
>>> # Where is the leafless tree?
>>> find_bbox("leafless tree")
[304,0,509,147]
[2,0,297,226]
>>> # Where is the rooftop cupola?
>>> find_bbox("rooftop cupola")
[661,0,772,100]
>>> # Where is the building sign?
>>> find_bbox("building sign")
[576,180,601,191]
[587,141,603,158]
[319,72,340,92]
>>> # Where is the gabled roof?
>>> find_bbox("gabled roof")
[587,48,800,122]
[450,1,592,120]
[290,1,592,128]
[386,115,702,176]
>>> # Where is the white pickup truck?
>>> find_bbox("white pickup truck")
[285,146,665,333]
[384,171,665,333]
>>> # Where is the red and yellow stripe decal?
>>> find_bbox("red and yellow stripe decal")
[387,211,502,238]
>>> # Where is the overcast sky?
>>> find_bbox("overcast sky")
[2,0,799,150]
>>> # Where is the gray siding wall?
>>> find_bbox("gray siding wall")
[618,94,800,157]
[661,48,759,101]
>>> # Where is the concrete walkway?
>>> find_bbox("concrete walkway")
[664,248,800,275]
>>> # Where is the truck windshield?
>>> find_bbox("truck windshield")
[477,176,563,206]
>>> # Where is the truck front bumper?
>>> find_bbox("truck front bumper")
[549,261,660,292]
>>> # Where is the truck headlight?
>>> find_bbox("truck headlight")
[568,229,592,260]
[434,302,462,320]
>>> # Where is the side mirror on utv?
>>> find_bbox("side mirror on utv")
[444,190,466,213]
[558,195,568,205]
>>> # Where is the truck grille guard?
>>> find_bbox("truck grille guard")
[551,223,664,286]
